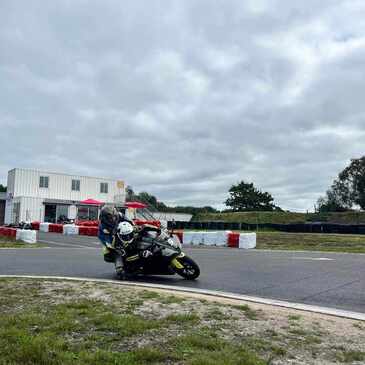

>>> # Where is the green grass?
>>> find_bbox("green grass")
[195,211,308,224]
[195,211,365,225]
[0,279,268,365]
[0,236,45,248]
[256,232,365,253]
[232,304,260,320]
[335,350,365,363]
[1,278,361,365]
[171,331,266,365]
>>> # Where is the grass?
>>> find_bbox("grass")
[195,211,365,225]
[256,231,365,253]
[335,349,365,363]
[0,236,45,248]
[232,304,260,320]
[1,278,363,365]
[0,279,267,365]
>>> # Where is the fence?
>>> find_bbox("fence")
[168,221,365,235]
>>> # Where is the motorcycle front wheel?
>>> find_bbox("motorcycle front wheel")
[173,256,200,280]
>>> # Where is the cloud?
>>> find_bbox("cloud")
[1,0,365,211]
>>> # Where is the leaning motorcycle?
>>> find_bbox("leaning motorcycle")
[109,226,200,280]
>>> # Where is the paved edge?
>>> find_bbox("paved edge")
[1,274,364,321]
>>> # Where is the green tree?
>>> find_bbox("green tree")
[319,156,365,211]
[336,156,365,209]
[317,188,348,212]
[225,181,277,211]
[0,184,6,192]
[137,191,158,206]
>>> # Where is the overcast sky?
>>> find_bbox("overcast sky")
[1,1,365,211]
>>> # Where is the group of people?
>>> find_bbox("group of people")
[97,205,161,277]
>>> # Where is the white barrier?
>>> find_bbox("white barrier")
[183,231,228,246]
[63,224,79,235]
[39,223,50,232]
[239,233,256,249]
[16,229,37,244]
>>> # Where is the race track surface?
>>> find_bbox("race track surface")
[1,232,364,314]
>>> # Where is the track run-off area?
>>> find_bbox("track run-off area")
[1,232,365,317]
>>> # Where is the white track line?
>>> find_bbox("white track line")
[37,240,97,249]
[0,274,364,321]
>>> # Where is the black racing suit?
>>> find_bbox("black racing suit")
[121,224,161,269]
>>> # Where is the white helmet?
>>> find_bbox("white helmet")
[117,221,135,245]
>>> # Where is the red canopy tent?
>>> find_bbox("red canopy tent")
[79,198,103,206]
[125,201,147,209]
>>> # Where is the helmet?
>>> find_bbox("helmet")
[100,206,118,226]
[117,221,135,245]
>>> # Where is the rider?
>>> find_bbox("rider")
[117,221,161,266]
[98,205,119,260]
[98,205,132,262]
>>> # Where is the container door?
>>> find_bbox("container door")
[44,204,56,223]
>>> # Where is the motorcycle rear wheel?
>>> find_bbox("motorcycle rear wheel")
[174,256,200,280]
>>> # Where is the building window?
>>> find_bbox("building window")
[39,176,49,188]
[100,182,108,194]
[71,179,80,191]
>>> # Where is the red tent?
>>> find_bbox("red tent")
[125,201,147,209]
[79,198,103,206]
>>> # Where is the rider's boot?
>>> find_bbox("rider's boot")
[103,246,114,263]
[115,255,125,280]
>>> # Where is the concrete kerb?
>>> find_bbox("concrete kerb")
[0,274,364,321]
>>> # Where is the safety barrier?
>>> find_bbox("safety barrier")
[48,224,64,234]
[177,230,256,249]
[29,221,257,247]
[78,226,98,236]
[0,226,37,243]
[0,227,17,238]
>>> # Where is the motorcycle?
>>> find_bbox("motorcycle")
[108,226,200,280]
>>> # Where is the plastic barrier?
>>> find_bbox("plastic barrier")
[183,231,228,246]
[0,227,17,238]
[63,224,79,235]
[16,229,37,244]
[78,226,89,236]
[172,230,183,244]
[76,220,99,227]
[87,227,98,236]
[238,233,256,249]
[31,221,40,230]
[48,224,63,234]
[227,232,240,248]
[40,223,50,232]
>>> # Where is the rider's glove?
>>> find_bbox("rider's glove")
[141,250,153,259]
[105,242,113,249]
[103,228,110,234]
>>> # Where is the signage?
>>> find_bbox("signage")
[117,180,125,189]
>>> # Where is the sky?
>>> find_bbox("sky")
[1,0,365,211]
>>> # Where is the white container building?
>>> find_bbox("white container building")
[4,168,126,224]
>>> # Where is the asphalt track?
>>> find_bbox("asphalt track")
[1,232,364,314]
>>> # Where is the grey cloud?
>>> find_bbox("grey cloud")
[1,0,365,211]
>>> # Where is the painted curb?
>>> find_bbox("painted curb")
[0,274,364,321]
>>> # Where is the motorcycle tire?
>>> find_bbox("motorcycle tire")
[174,256,200,280]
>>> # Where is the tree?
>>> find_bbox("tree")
[317,188,348,212]
[225,181,277,211]
[319,156,365,211]
[0,184,6,192]
[137,191,158,206]
[336,156,365,209]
